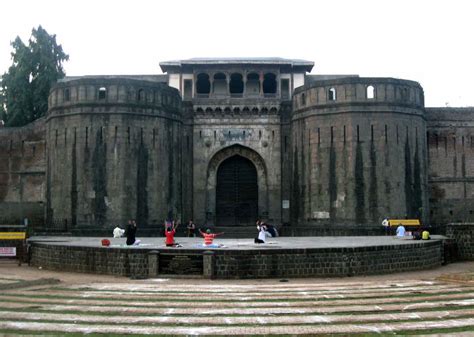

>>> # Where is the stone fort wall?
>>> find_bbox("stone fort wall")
[0,119,46,224]
[0,73,473,235]
[291,77,428,228]
[29,239,443,278]
[426,108,474,227]
[46,78,191,233]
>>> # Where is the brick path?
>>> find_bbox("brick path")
[0,262,473,335]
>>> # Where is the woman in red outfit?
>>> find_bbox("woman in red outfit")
[165,221,179,247]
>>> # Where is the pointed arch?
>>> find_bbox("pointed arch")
[206,145,269,226]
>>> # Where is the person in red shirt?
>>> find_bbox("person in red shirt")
[165,221,180,247]
[199,228,224,247]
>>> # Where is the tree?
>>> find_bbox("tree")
[0,26,68,126]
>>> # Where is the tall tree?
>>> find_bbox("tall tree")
[0,26,68,126]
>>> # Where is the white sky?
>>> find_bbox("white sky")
[1,0,473,107]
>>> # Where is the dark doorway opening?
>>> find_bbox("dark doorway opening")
[216,155,258,226]
[183,79,192,100]
[229,73,244,96]
[196,73,210,96]
[263,73,277,95]
[281,79,290,99]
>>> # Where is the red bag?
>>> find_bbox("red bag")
[101,239,111,246]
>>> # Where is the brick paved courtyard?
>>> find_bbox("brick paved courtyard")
[0,261,473,336]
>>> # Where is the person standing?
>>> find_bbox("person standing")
[187,219,196,237]
[126,219,141,246]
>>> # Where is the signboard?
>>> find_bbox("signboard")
[0,247,17,257]
[282,200,290,209]
[313,211,330,219]
[0,232,26,240]
[159,254,203,275]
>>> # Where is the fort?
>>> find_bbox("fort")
[0,57,473,236]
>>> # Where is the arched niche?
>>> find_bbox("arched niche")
[206,144,269,226]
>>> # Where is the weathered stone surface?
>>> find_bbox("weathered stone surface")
[446,223,474,260]
[0,58,472,237]
[292,78,427,226]
[28,236,444,279]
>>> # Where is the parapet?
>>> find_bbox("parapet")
[47,77,181,118]
[293,77,425,114]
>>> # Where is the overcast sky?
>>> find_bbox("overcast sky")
[1,0,473,107]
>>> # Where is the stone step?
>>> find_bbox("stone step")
[2,279,474,335]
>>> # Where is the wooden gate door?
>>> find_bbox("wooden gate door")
[216,155,258,226]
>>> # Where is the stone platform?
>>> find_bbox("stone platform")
[28,236,445,279]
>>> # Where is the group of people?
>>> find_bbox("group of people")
[113,219,224,247]
[112,218,279,247]
[164,219,225,248]
[254,220,278,244]
[381,218,430,240]
[112,219,141,246]
[397,225,430,240]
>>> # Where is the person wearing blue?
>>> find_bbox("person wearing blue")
[396,224,406,237]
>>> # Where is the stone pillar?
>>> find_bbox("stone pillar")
[210,73,214,97]
[148,250,160,277]
[243,77,247,96]
[203,250,215,279]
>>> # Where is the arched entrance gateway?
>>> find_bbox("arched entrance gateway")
[206,145,269,226]
[216,155,258,225]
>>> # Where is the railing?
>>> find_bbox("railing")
[194,93,280,99]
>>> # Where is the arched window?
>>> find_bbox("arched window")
[263,73,277,95]
[301,93,306,106]
[246,72,260,95]
[399,87,408,101]
[98,87,107,100]
[64,88,70,101]
[229,73,244,95]
[366,85,375,99]
[196,73,210,95]
[328,87,336,101]
[213,73,227,95]
[137,89,146,102]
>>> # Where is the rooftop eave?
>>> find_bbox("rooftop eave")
[160,58,314,73]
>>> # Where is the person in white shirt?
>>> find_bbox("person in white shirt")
[254,221,267,244]
[396,225,406,237]
[113,226,125,238]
